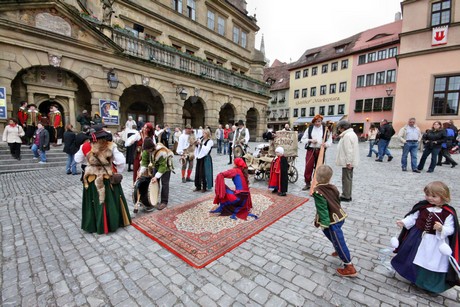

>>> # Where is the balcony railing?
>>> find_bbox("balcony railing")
[112,29,269,96]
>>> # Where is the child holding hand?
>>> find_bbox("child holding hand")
[312,165,357,277]
[391,181,460,293]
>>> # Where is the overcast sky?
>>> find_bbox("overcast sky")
[246,0,402,64]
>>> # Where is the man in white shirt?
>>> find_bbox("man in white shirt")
[398,117,422,172]
[125,116,136,131]
[177,124,195,183]
[300,115,332,190]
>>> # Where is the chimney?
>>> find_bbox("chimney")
[395,12,402,21]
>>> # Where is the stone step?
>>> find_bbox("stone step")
[0,143,69,174]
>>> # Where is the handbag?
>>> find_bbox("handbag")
[93,155,123,185]
[110,173,123,185]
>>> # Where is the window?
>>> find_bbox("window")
[207,11,215,30]
[302,88,308,98]
[233,27,239,43]
[312,67,318,76]
[303,69,308,77]
[294,90,299,99]
[328,105,335,115]
[319,106,325,115]
[386,69,396,83]
[339,82,347,92]
[301,108,306,117]
[310,87,316,97]
[341,59,349,69]
[373,98,383,111]
[358,55,366,65]
[388,47,397,58]
[384,97,394,111]
[217,17,225,35]
[241,31,247,48]
[357,75,365,87]
[367,52,376,63]
[331,62,338,71]
[376,71,386,85]
[322,64,328,74]
[309,107,315,116]
[174,0,182,13]
[338,104,345,114]
[187,0,196,20]
[293,108,299,117]
[366,73,375,86]
[355,100,363,112]
[364,99,373,112]
[432,75,460,115]
[431,0,451,26]
[330,84,336,94]
[377,50,387,61]
[320,85,327,95]
[295,71,301,79]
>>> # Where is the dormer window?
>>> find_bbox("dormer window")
[306,52,319,61]
[335,44,347,53]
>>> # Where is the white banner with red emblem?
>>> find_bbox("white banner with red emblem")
[432,26,448,46]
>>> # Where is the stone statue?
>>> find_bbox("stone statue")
[101,0,115,25]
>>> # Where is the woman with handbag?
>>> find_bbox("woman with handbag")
[75,124,131,234]
[2,118,25,160]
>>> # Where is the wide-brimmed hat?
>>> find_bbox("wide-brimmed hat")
[89,124,111,142]
[185,124,192,129]
[312,114,323,123]
[237,120,244,126]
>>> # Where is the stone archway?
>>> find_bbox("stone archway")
[246,108,259,141]
[10,66,91,129]
[183,97,205,128]
[120,85,164,127]
[219,103,236,125]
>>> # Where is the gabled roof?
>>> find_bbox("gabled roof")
[289,20,402,71]
[289,33,361,70]
[263,60,292,91]
[352,20,402,53]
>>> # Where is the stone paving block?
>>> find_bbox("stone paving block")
[249,285,270,305]
[145,282,169,301]
[292,275,317,292]
[219,282,240,298]
[156,292,178,307]
[265,295,288,307]
[280,288,305,306]
[265,281,283,295]
[278,268,296,282]
[234,277,258,294]
[349,289,380,306]
[249,254,268,267]
[197,295,218,307]
[202,283,225,301]
[254,274,270,287]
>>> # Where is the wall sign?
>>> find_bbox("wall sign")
[99,99,119,125]
[0,87,6,119]
[432,26,448,46]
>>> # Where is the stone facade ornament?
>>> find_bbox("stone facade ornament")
[101,0,115,25]
[48,54,62,68]
[142,76,150,86]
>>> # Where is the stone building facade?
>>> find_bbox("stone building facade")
[0,0,269,140]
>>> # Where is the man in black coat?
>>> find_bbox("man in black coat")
[376,119,395,162]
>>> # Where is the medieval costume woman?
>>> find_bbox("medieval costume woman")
[125,122,154,183]
[211,158,256,220]
[75,125,131,234]
[194,128,213,192]
[268,146,289,196]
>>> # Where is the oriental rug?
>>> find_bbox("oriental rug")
[132,188,308,268]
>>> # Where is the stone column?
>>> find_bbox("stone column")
[27,91,34,105]
[163,91,183,128]
[68,96,76,128]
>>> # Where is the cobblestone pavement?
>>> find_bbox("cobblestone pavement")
[1,141,460,306]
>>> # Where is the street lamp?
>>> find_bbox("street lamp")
[176,86,188,100]
[386,87,393,97]
[107,69,119,89]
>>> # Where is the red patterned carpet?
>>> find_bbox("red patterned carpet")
[132,188,308,268]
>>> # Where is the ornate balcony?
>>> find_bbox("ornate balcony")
[112,29,269,96]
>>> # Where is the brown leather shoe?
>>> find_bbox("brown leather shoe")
[193,188,201,192]
[156,203,167,210]
[331,251,338,257]
[336,264,357,277]
[301,184,311,191]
